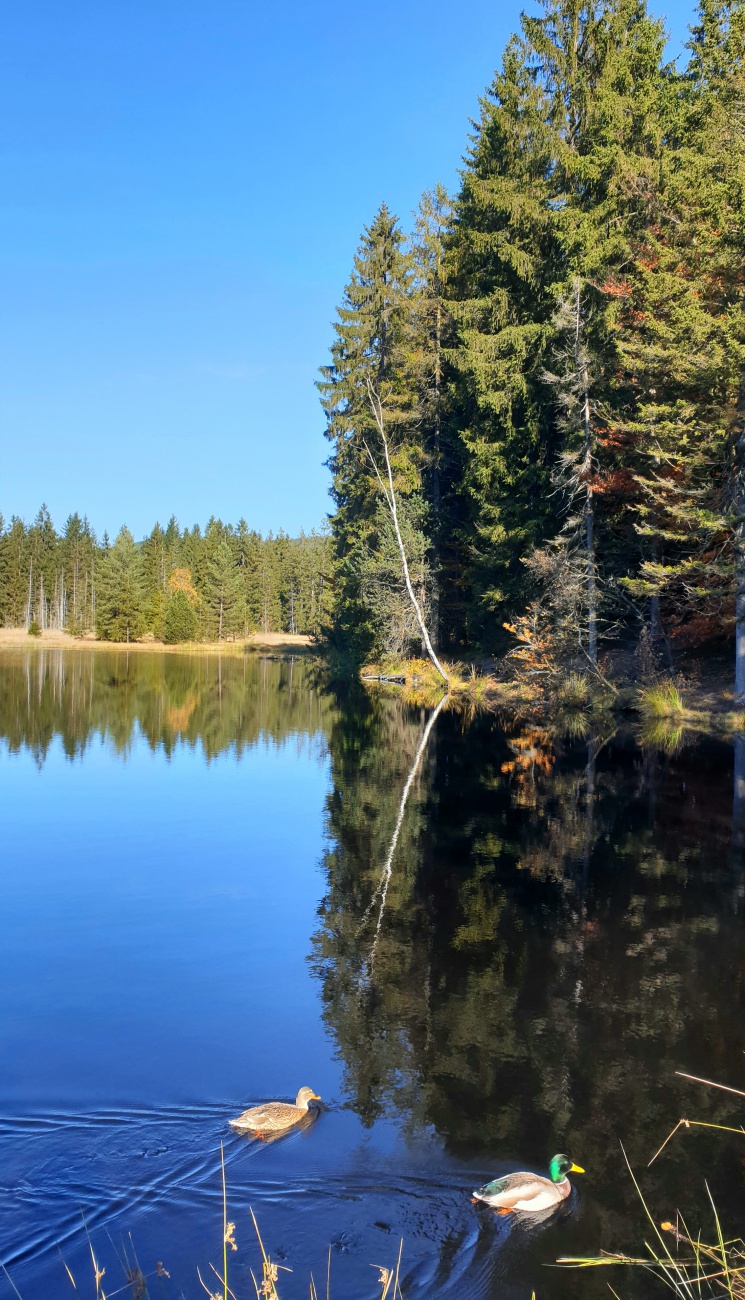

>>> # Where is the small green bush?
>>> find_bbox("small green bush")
[27,621,41,638]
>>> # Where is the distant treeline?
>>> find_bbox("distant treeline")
[0,508,332,642]
[319,0,745,676]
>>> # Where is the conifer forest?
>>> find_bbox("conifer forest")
[3,0,745,688]
[0,509,332,641]
[319,0,745,689]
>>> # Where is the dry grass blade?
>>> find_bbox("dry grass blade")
[197,1264,222,1300]
[370,1241,405,1300]
[649,1119,690,1167]
[676,1072,745,1100]
[58,1246,77,1290]
[615,1146,698,1296]
[209,1262,238,1300]
[221,1143,228,1300]
[561,1146,745,1299]
[557,1254,654,1267]
[87,1233,106,1299]
[649,1119,745,1165]
[393,1238,404,1299]
[248,1206,291,1300]
[0,1261,24,1300]
[707,1183,733,1295]
[371,1264,393,1300]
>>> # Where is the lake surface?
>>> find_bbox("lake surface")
[1,648,744,1300]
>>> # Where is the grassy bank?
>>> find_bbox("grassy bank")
[361,654,745,740]
[0,627,315,656]
[361,655,530,710]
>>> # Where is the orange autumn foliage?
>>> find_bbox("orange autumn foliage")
[168,568,199,605]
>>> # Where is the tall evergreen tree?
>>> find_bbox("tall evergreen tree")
[447,35,560,642]
[410,185,464,646]
[96,527,145,641]
[205,539,244,640]
[319,204,422,660]
[531,0,668,662]
[0,517,29,627]
[616,0,745,676]
[27,505,58,629]
[60,514,97,634]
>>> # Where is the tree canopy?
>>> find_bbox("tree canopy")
[318,0,745,684]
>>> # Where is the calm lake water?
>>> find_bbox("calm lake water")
[1,648,743,1299]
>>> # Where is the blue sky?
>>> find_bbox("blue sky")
[1,0,695,542]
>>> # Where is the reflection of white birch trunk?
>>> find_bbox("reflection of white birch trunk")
[365,379,448,684]
[359,694,446,985]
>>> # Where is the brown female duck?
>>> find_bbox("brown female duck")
[229,1086,321,1136]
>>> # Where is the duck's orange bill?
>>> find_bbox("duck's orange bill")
[569,1163,585,1174]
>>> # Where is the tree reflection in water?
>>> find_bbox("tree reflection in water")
[312,696,745,1262]
[2,650,745,1278]
[357,694,447,987]
[0,646,332,763]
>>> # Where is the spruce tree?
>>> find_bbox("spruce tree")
[141,522,169,638]
[0,517,29,627]
[27,505,58,629]
[205,539,244,640]
[60,513,96,634]
[532,0,668,663]
[234,518,262,633]
[448,35,560,642]
[95,527,145,641]
[450,0,670,652]
[164,588,197,643]
[617,0,745,675]
[410,185,463,647]
[318,203,421,660]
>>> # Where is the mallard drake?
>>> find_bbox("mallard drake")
[473,1154,584,1213]
[229,1087,321,1136]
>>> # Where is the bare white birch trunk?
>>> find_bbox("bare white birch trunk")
[366,381,448,684]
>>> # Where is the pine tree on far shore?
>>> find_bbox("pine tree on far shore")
[164,588,197,643]
[95,527,145,642]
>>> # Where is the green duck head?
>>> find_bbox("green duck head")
[549,1154,585,1183]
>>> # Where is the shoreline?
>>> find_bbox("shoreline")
[0,627,315,656]
[361,654,745,737]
